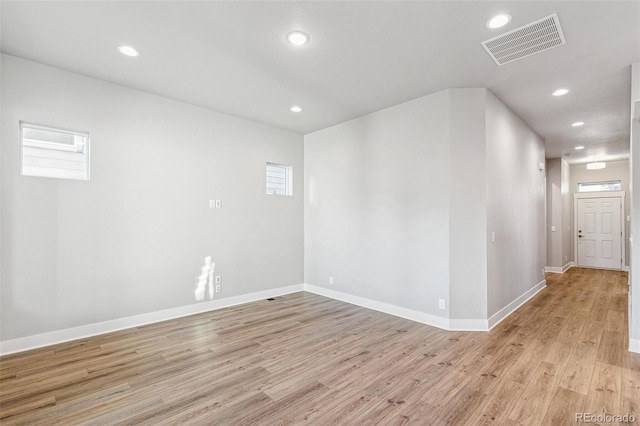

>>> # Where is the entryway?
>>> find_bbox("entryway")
[574,192,625,270]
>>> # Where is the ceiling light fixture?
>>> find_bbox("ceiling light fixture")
[118,45,139,57]
[572,121,585,127]
[586,161,606,170]
[290,106,302,113]
[552,88,569,96]
[286,31,309,46]
[486,14,512,29]
[574,146,585,150]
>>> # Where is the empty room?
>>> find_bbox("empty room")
[1,1,639,424]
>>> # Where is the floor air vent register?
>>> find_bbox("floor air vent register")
[481,13,566,66]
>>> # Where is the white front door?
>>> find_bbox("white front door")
[576,197,622,269]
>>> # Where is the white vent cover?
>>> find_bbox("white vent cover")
[481,13,566,66]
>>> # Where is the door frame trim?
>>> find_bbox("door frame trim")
[573,191,626,270]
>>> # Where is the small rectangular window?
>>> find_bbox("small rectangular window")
[578,181,621,192]
[20,122,89,181]
[266,162,292,196]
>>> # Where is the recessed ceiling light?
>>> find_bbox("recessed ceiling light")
[290,106,302,113]
[552,88,569,96]
[574,146,585,150]
[286,31,309,46]
[118,45,139,57]
[572,121,585,127]
[486,14,512,29]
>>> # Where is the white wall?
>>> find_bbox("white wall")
[630,61,640,349]
[561,160,572,267]
[546,159,563,268]
[1,55,550,345]
[304,91,451,318]
[1,55,304,341]
[485,91,546,318]
[448,89,487,322]
[546,158,572,269]
[570,160,630,266]
[305,88,545,327]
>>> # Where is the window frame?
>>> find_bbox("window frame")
[20,121,91,181]
[266,162,293,196]
[577,180,621,193]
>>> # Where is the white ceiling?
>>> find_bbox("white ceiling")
[1,1,638,164]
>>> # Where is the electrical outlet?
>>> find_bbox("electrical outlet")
[215,275,221,284]
[215,284,221,293]
[329,276,334,285]
[438,299,445,310]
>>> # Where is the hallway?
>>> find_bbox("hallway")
[518,268,639,424]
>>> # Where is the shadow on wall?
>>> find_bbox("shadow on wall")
[194,256,215,301]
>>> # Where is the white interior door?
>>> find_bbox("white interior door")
[576,197,622,269]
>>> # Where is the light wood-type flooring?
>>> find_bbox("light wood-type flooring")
[1,268,639,425]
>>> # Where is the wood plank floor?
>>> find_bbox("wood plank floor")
[1,268,639,425]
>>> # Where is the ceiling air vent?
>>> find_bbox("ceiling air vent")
[481,13,566,66]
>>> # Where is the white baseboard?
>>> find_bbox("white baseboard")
[630,338,640,354]
[0,284,304,356]
[448,318,489,331]
[563,263,628,272]
[303,284,451,330]
[545,262,574,273]
[488,279,547,330]
[0,280,551,356]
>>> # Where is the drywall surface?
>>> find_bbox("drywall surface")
[448,89,487,321]
[485,90,546,319]
[546,158,563,268]
[304,90,451,318]
[632,121,639,345]
[630,61,639,344]
[2,56,551,341]
[305,88,546,326]
[1,55,304,341]
[561,159,572,266]
[570,160,630,266]
[546,158,572,269]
